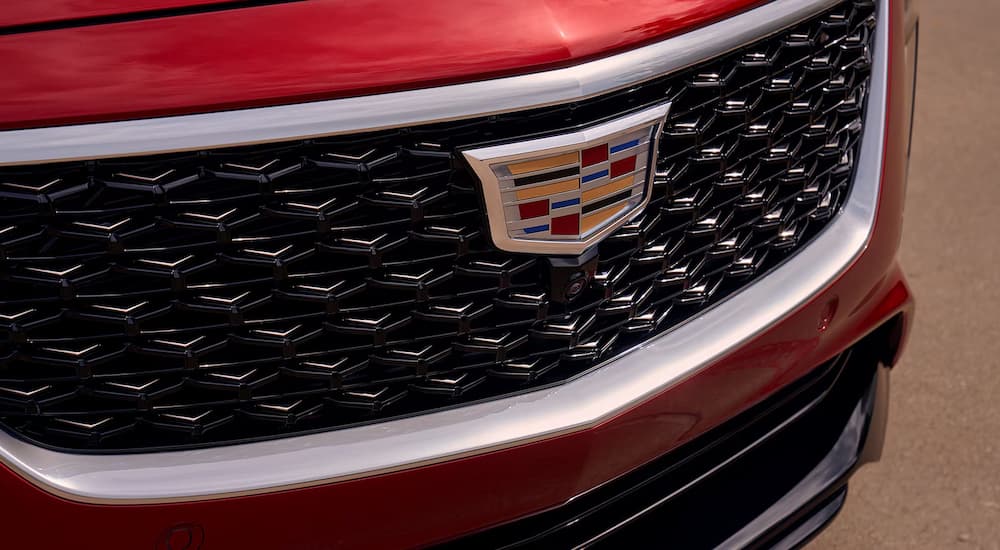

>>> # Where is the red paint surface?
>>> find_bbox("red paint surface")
[0,2,912,549]
[0,0,763,130]
[550,213,581,235]
[0,0,237,28]
[582,144,609,167]
[518,199,549,220]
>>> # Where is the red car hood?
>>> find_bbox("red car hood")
[0,0,759,130]
[0,0,239,28]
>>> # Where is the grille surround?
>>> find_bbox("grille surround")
[0,0,877,453]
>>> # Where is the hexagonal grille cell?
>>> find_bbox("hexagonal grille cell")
[0,0,876,451]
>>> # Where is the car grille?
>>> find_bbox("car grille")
[0,0,876,452]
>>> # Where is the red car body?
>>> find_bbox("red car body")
[0,0,915,548]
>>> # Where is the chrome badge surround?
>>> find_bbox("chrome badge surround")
[464,103,670,255]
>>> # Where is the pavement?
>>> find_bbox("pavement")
[811,1,1000,548]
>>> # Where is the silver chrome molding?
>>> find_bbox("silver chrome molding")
[0,0,840,167]
[0,0,887,504]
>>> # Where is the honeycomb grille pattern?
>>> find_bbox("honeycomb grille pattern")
[0,0,875,451]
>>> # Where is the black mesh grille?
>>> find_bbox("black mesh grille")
[0,0,876,452]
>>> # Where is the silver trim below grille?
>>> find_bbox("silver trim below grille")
[0,0,887,503]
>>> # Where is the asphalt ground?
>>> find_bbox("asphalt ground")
[812,1,1000,548]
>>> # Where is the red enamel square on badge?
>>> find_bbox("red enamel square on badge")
[518,199,549,219]
[550,213,580,235]
[581,145,609,167]
[610,155,637,178]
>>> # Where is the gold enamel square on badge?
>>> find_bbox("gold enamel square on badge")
[463,102,670,256]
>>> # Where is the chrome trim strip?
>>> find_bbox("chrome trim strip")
[0,0,886,503]
[0,0,840,167]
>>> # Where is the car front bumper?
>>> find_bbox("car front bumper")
[445,326,898,548]
[0,265,911,550]
[0,0,913,548]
